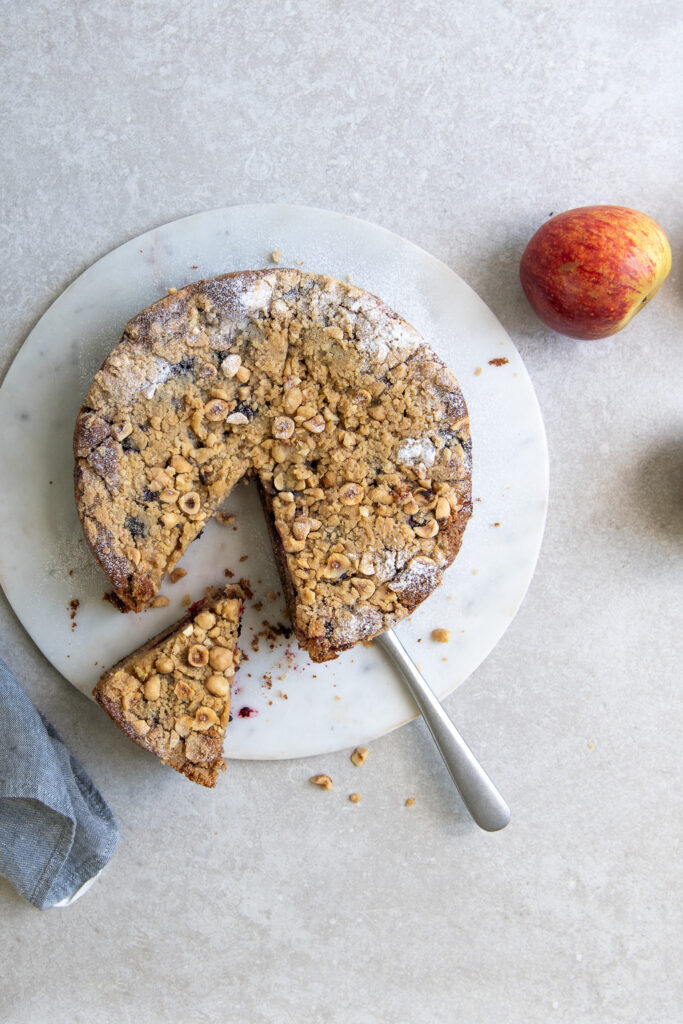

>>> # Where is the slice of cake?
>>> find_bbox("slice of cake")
[93,585,245,787]
[75,270,472,661]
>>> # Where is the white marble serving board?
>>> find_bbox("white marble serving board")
[0,205,548,759]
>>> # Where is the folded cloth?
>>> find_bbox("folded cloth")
[0,657,118,910]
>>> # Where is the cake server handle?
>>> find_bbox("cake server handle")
[376,629,511,832]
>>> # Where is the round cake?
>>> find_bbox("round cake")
[74,270,472,661]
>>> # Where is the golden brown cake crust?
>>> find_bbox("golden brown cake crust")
[93,585,245,787]
[75,270,472,661]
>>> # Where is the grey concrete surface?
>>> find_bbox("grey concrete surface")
[0,1,681,1022]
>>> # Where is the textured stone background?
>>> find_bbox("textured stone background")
[1,1,681,1022]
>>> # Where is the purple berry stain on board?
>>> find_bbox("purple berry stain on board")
[238,706,257,718]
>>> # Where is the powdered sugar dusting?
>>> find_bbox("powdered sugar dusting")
[396,438,436,467]
[388,557,441,601]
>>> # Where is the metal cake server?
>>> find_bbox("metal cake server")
[376,629,510,832]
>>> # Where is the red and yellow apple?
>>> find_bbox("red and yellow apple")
[519,205,671,340]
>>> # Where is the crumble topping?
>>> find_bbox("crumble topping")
[74,270,472,662]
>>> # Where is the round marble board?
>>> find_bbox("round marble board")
[0,205,548,760]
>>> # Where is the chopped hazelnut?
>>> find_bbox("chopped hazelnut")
[155,655,174,674]
[209,647,233,672]
[152,595,170,608]
[405,797,416,807]
[221,354,242,378]
[350,746,369,766]
[310,774,333,790]
[235,365,251,383]
[143,676,161,701]
[414,519,439,539]
[178,492,201,514]
[112,420,133,442]
[206,674,231,697]
[204,398,229,421]
[323,553,351,579]
[431,628,451,643]
[174,680,195,701]
[226,412,249,426]
[169,567,187,584]
[271,249,282,264]
[338,482,364,506]
[193,706,219,731]
[351,578,375,600]
[174,715,194,738]
[435,497,451,520]
[292,517,312,540]
[188,643,209,667]
[158,489,179,504]
[283,387,303,415]
[349,793,361,803]
[195,610,216,630]
[303,414,326,434]
[272,415,295,439]
[131,719,150,736]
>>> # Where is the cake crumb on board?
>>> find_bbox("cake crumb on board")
[405,797,416,807]
[310,774,333,790]
[349,793,361,803]
[431,628,450,643]
[350,746,369,766]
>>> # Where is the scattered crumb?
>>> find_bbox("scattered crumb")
[68,599,79,632]
[238,706,257,718]
[431,628,451,644]
[239,554,248,562]
[103,590,129,612]
[252,601,263,611]
[167,286,177,295]
[190,264,198,269]
[351,746,369,766]
[294,258,304,266]
[169,567,187,584]
[224,567,235,578]
[310,774,333,790]
[474,366,482,376]
[216,511,236,527]
[334,695,342,701]
[492,522,501,528]
[472,569,479,575]
[271,249,282,264]
[405,798,416,807]
[265,590,277,601]
[349,793,361,804]
[442,657,448,662]
[345,274,353,283]
[488,357,508,367]
[588,742,595,750]
[68,569,73,577]
[180,594,191,608]
[152,595,170,608]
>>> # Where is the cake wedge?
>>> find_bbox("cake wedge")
[93,585,245,787]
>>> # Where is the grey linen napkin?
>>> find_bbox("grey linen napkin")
[0,657,118,909]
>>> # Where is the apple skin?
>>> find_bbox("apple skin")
[519,206,671,340]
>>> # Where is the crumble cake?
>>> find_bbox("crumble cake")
[75,271,472,661]
[93,586,245,787]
